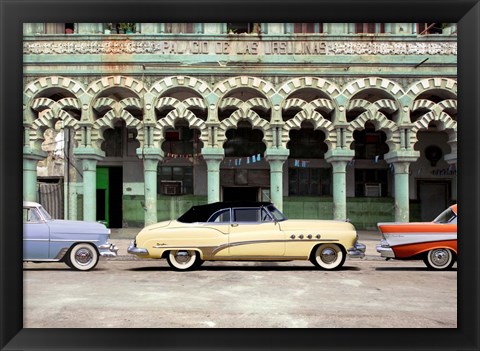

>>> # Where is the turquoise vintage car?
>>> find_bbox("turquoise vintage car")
[23,201,118,271]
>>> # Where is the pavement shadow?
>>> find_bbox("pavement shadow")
[375,267,457,272]
[129,265,361,272]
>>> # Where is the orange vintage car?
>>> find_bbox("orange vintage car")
[376,204,457,270]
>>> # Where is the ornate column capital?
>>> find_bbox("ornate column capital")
[23,146,47,161]
[201,147,225,161]
[384,150,420,164]
[136,147,164,161]
[264,147,289,162]
[324,149,354,165]
[73,147,105,161]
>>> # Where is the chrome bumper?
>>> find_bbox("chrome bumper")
[98,242,119,257]
[127,240,149,256]
[376,240,395,258]
[348,241,366,258]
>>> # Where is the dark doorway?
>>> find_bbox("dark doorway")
[223,187,259,202]
[109,167,123,228]
[96,166,123,228]
[418,180,450,221]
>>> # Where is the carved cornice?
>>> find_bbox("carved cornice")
[23,40,457,56]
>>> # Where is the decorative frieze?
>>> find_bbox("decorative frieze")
[23,39,457,56]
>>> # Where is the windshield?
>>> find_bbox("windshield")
[267,205,287,221]
[37,205,52,221]
[433,207,456,224]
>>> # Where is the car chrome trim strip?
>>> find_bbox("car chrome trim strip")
[150,239,339,254]
[50,239,100,243]
[24,259,60,262]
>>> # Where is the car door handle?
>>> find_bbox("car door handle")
[231,223,239,227]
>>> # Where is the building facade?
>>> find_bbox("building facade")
[23,22,457,229]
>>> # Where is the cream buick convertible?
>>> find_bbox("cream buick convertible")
[128,202,365,271]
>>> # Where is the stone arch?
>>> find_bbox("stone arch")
[28,95,82,149]
[405,78,457,103]
[24,78,84,131]
[412,111,457,134]
[86,76,146,98]
[347,98,399,120]
[219,109,271,148]
[411,99,457,123]
[346,110,400,153]
[92,109,144,149]
[218,96,271,124]
[214,76,277,101]
[24,76,85,99]
[411,99,437,112]
[277,77,341,100]
[283,98,310,111]
[155,96,182,112]
[342,77,405,101]
[411,111,457,165]
[149,77,211,123]
[150,76,213,98]
[154,109,208,150]
[282,110,336,149]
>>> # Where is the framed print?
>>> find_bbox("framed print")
[1,0,479,350]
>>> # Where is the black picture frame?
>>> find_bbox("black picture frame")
[1,0,479,350]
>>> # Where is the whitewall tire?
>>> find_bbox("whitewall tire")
[311,244,345,270]
[167,250,202,271]
[423,248,455,270]
[68,243,99,271]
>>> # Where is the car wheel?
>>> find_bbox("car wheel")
[167,250,201,271]
[68,243,99,271]
[311,244,346,270]
[423,248,455,270]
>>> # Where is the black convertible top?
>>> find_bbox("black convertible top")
[177,201,273,223]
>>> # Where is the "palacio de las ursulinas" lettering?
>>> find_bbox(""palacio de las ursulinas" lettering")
[23,39,456,56]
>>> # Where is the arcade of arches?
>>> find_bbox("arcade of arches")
[24,75,457,229]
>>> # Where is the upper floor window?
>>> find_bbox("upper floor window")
[417,23,443,35]
[227,23,261,34]
[45,23,74,34]
[355,23,385,34]
[293,23,323,33]
[165,23,194,34]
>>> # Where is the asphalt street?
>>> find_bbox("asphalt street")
[22,230,457,328]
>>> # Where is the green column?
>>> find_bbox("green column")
[23,147,47,202]
[73,147,105,222]
[392,162,411,222]
[201,147,225,203]
[137,148,163,226]
[325,149,354,221]
[331,161,349,220]
[385,151,419,222]
[264,148,289,211]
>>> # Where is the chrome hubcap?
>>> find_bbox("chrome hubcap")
[320,248,337,264]
[431,249,449,266]
[75,248,93,265]
[175,251,192,264]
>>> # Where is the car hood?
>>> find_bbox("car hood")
[279,219,355,232]
[47,220,109,235]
